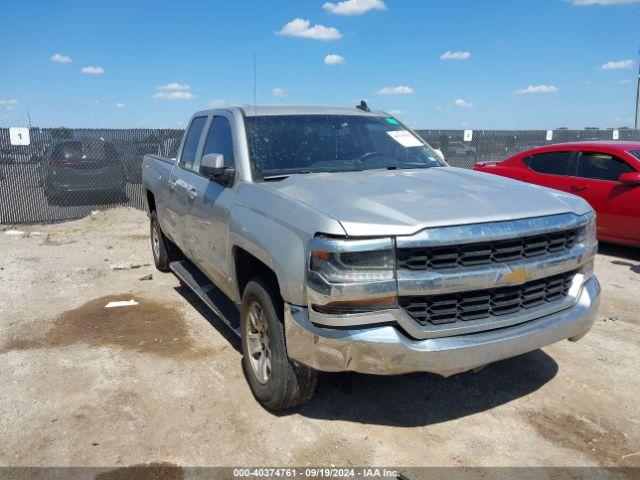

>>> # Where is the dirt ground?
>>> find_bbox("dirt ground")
[1,207,639,468]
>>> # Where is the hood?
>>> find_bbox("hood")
[261,167,592,237]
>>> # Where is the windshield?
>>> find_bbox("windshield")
[245,114,445,179]
[630,150,640,161]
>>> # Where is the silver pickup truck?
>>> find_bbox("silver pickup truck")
[142,105,600,410]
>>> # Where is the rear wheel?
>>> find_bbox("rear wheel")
[150,211,181,272]
[241,276,318,410]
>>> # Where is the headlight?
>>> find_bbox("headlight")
[585,213,597,243]
[307,236,397,315]
[578,212,597,246]
[308,237,395,283]
[577,212,597,283]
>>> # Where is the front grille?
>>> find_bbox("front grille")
[399,270,575,326]
[397,229,578,270]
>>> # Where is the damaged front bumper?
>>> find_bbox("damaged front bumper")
[285,277,600,377]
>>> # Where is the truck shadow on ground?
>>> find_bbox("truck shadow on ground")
[173,284,241,352]
[598,242,640,262]
[294,349,558,427]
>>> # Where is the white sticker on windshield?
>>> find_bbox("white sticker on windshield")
[386,130,423,148]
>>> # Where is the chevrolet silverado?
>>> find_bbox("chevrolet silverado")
[142,105,600,410]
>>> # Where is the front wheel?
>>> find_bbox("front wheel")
[241,276,318,410]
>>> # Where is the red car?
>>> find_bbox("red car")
[474,142,640,247]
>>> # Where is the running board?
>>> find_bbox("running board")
[170,260,241,336]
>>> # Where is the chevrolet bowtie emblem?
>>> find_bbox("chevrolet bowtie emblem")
[502,268,534,285]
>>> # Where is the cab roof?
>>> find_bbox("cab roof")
[195,104,389,118]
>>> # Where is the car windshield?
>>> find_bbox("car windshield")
[245,114,444,180]
[629,150,640,161]
[53,140,114,160]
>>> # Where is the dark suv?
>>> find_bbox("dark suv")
[41,139,127,204]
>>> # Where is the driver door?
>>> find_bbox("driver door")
[183,114,238,297]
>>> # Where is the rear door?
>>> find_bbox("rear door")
[573,150,640,242]
[522,150,577,194]
[163,116,207,251]
[183,114,237,296]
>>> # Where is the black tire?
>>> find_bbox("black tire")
[241,276,318,410]
[150,211,181,272]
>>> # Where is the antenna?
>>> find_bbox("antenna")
[635,46,640,130]
[252,53,257,116]
[27,108,32,129]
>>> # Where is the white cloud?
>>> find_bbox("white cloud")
[81,66,105,74]
[51,53,72,63]
[208,99,227,107]
[323,0,386,15]
[600,59,635,70]
[154,83,196,100]
[377,85,414,95]
[325,54,345,65]
[0,99,18,105]
[620,78,632,84]
[389,109,404,115]
[272,87,287,97]
[156,82,191,91]
[570,0,640,5]
[115,102,125,108]
[276,18,342,41]
[153,91,196,100]
[454,99,473,108]
[440,50,471,61]
[514,85,559,95]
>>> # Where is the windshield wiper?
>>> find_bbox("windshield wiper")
[262,169,314,181]
[263,174,291,181]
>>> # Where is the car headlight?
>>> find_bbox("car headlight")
[307,236,397,314]
[577,212,597,283]
[308,237,395,283]
[578,212,597,247]
[585,213,597,244]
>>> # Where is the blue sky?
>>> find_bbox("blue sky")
[1,0,639,129]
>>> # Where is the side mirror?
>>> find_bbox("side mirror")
[433,148,445,162]
[619,172,640,186]
[200,153,226,178]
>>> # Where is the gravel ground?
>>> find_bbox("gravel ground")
[1,207,639,469]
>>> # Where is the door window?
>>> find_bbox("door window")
[179,116,207,170]
[527,151,572,175]
[202,116,235,169]
[577,152,632,182]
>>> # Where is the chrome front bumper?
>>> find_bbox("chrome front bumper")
[285,276,600,377]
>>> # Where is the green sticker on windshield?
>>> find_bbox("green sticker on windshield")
[385,118,399,125]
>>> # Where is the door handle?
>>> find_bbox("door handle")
[187,186,198,200]
[168,179,177,190]
[571,184,588,192]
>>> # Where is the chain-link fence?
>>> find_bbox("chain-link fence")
[1,127,639,225]
[415,129,640,169]
[0,128,182,224]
